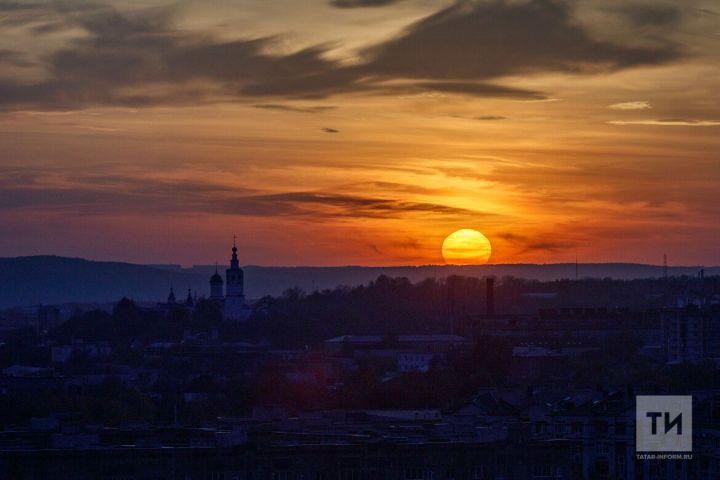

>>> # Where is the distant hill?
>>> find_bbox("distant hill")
[0,256,205,308]
[239,263,713,298]
[0,255,715,308]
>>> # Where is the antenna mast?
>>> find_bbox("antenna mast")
[575,256,578,281]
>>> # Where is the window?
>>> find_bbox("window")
[596,442,609,455]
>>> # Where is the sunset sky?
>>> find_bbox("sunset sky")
[0,0,718,266]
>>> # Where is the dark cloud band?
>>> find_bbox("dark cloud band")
[0,0,682,110]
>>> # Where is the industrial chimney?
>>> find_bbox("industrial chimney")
[486,278,495,316]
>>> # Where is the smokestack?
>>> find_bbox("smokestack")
[486,278,495,316]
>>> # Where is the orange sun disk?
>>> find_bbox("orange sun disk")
[441,229,492,265]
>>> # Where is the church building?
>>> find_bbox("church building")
[209,239,251,321]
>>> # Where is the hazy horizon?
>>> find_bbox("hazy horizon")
[1,254,715,308]
[4,253,717,270]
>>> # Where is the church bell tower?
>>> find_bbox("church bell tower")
[223,236,248,320]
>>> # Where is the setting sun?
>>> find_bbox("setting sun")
[441,229,492,265]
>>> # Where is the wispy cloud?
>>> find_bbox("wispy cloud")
[237,191,481,219]
[497,232,578,254]
[253,104,336,114]
[360,1,679,81]
[0,48,32,67]
[329,0,402,7]
[608,101,651,110]
[0,168,488,221]
[616,4,682,27]
[75,125,120,132]
[608,119,720,126]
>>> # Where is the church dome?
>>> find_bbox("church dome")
[210,272,223,284]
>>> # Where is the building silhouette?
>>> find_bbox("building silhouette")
[213,239,250,321]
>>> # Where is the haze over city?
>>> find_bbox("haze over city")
[1,0,718,266]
